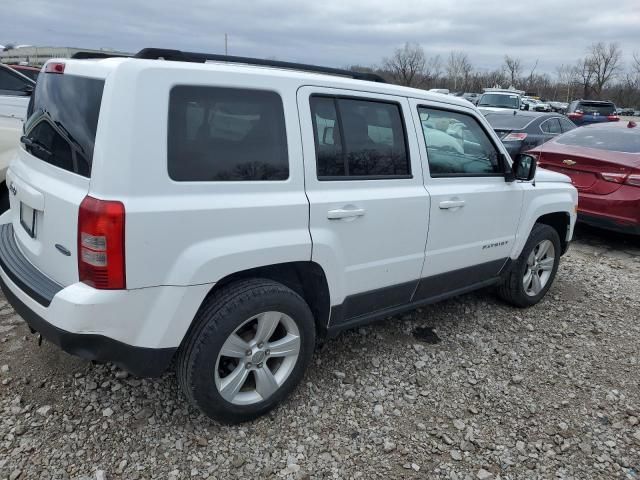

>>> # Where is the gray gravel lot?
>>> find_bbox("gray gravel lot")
[1,225,639,480]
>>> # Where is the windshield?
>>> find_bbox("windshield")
[556,127,640,153]
[478,93,520,109]
[24,74,104,177]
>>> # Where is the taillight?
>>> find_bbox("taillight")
[625,174,640,187]
[600,172,627,184]
[503,132,528,141]
[607,115,620,121]
[567,112,583,120]
[78,196,126,289]
[44,62,65,74]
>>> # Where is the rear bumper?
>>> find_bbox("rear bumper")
[578,212,640,235]
[577,185,640,235]
[0,274,175,377]
[0,223,213,377]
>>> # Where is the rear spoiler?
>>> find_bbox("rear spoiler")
[70,51,131,60]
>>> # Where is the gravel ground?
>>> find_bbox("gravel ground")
[1,225,639,480]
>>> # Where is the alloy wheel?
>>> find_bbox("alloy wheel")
[214,311,301,405]
[523,239,555,296]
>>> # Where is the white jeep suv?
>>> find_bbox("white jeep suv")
[0,49,578,423]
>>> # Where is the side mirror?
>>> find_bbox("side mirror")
[512,153,537,181]
[21,84,34,96]
[521,103,529,111]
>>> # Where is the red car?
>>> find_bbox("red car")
[528,121,640,235]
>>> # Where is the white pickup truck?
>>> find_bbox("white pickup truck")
[0,64,34,211]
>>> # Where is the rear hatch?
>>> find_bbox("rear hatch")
[573,102,616,123]
[6,63,105,286]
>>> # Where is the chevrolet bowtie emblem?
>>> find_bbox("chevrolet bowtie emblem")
[562,159,577,166]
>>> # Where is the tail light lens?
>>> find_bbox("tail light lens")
[78,196,126,289]
[567,112,583,120]
[607,115,620,121]
[503,132,528,141]
[625,174,640,187]
[600,172,627,184]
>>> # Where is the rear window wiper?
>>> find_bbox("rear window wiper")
[20,135,52,157]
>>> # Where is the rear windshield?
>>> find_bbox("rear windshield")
[556,127,640,153]
[485,114,533,130]
[576,102,615,115]
[24,74,104,177]
[478,94,520,109]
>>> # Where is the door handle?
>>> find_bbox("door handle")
[439,200,465,209]
[327,207,366,220]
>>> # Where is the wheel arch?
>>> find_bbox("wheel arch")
[535,211,571,254]
[511,188,577,259]
[194,261,331,339]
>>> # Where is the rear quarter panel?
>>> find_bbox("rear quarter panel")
[88,61,312,289]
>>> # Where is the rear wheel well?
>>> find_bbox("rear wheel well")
[536,212,570,254]
[207,262,331,338]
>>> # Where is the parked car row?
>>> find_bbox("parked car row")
[0,63,35,211]
[474,89,640,236]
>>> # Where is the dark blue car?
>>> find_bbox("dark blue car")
[566,100,619,126]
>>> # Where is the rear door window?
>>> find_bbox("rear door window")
[168,86,289,181]
[23,74,104,177]
[540,118,561,134]
[559,117,576,132]
[310,96,410,179]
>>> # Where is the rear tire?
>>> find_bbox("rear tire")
[177,278,315,423]
[497,223,561,307]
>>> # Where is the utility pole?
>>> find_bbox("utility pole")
[224,33,228,55]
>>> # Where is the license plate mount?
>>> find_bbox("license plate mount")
[20,203,36,238]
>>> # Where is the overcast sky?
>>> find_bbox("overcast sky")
[3,0,639,74]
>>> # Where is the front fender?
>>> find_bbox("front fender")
[511,183,577,259]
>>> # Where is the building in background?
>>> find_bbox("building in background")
[0,46,130,66]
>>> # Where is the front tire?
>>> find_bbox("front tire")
[177,279,316,423]
[497,223,561,307]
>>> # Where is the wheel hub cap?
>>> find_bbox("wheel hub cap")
[214,311,301,406]
[523,239,556,297]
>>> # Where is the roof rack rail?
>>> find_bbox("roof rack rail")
[71,51,131,60]
[133,48,386,83]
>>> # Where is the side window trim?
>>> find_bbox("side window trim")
[416,104,508,179]
[310,93,412,181]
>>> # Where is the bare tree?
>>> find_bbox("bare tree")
[587,42,622,97]
[382,42,427,88]
[523,59,539,91]
[446,51,472,90]
[503,55,522,87]
[573,58,595,99]
[424,54,443,86]
[633,51,640,76]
